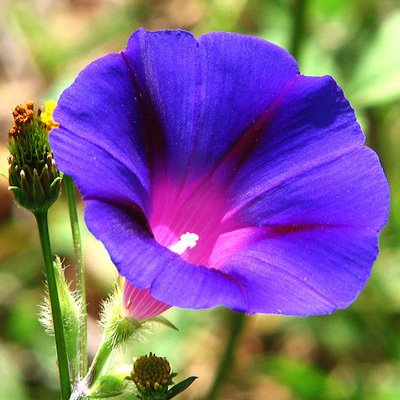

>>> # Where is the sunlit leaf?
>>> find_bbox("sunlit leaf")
[347,11,400,107]
[255,355,339,400]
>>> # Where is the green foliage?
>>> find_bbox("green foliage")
[347,10,400,108]
[256,355,333,400]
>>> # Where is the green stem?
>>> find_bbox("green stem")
[64,174,88,378]
[289,0,308,60]
[204,311,246,400]
[35,211,71,400]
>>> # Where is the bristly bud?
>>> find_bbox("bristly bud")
[99,282,177,352]
[129,353,197,400]
[99,286,144,350]
[7,101,62,213]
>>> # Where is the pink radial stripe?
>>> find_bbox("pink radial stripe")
[150,174,231,267]
[123,280,171,321]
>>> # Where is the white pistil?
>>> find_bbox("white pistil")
[169,232,199,255]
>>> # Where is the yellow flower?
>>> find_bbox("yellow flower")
[40,100,59,131]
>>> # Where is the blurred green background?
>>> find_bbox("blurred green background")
[1,0,400,399]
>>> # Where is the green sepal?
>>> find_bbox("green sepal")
[165,377,198,400]
[147,316,179,331]
[126,316,143,330]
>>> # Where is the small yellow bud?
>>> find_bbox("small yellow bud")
[131,353,172,394]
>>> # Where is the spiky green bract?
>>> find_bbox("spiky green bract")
[100,287,145,349]
[99,286,178,349]
[132,376,197,400]
[7,102,61,213]
[40,256,80,377]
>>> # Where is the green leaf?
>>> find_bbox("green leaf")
[347,11,400,108]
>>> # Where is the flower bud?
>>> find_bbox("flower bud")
[7,101,61,213]
[130,353,197,400]
[131,353,173,399]
[100,287,142,350]
[99,280,177,350]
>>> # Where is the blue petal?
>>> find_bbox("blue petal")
[215,75,389,314]
[50,53,150,212]
[225,75,389,231]
[121,29,299,182]
[84,199,248,311]
[220,225,380,315]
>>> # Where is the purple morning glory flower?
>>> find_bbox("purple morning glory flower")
[50,28,389,317]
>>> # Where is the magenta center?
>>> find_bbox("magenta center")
[149,174,231,267]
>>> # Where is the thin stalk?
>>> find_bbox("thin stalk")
[289,0,308,60]
[69,337,114,400]
[85,338,114,388]
[64,174,87,377]
[35,211,71,400]
[204,311,246,400]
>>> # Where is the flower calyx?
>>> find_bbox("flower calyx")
[7,101,61,214]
